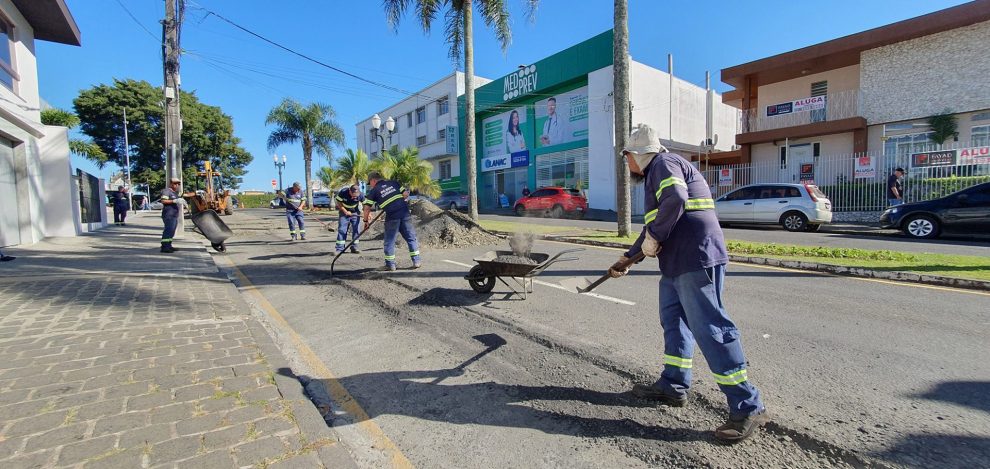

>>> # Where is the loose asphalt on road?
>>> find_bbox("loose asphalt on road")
[216,208,990,468]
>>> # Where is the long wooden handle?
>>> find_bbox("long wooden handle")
[580,252,646,293]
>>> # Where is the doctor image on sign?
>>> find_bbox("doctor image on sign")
[504,110,526,153]
[540,97,565,146]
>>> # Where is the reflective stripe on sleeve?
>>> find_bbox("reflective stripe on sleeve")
[379,193,403,208]
[644,209,658,224]
[684,198,715,211]
[654,177,687,199]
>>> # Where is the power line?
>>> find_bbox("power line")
[113,0,160,43]
[186,3,437,100]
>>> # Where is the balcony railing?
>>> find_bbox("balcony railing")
[740,89,860,134]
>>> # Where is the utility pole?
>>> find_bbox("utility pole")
[123,108,133,210]
[163,0,183,234]
[614,0,631,237]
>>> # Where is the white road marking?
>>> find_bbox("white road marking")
[444,259,636,306]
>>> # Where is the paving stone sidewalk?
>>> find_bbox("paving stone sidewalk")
[0,213,357,468]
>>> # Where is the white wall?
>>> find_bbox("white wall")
[861,20,990,125]
[0,0,41,123]
[38,126,76,237]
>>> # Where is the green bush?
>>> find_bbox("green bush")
[727,241,918,261]
[237,194,276,209]
[913,175,990,199]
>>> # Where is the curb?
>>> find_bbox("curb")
[489,231,990,292]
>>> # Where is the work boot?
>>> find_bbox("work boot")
[631,384,687,407]
[412,260,422,269]
[0,255,15,262]
[300,235,306,240]
[714,409,770,443]
[160,245,175,254]
[379,264,397,272]
[350,246,360,254]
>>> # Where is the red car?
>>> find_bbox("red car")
[514,187,588,218]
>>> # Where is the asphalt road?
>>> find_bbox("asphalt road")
[479,213,990,257]
[215,209,990,468]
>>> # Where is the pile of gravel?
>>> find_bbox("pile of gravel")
[493,255,538,265]
[364,199,500,248]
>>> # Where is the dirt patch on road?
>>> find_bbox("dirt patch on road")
[366,199,501,248]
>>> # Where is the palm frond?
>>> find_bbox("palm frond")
[443,3,464,63]
[69,140,109,168]
[477,0,511,51]
[415,0,442,32]
[383,0,411,31]
[41,108,81,128]
[267,129,299,151]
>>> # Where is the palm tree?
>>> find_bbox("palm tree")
[372,146,441,198]
[613,0,632,237]
[265,98,345,205]
[317,148,372,192]
[383,0,538,220]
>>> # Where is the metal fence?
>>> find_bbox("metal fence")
[702,143,990,212]
[77,169,103,223]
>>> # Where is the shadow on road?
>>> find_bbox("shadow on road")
[914,380,990,413]
[873,433,990,468]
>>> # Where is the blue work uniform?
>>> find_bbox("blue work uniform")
[364,180,420,268]
[111,191,129,225]
[335,188,364,252]
[160,188,180,249]
[284,189,306,240]
[625,152,764,418]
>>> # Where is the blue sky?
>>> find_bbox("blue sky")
[39,0,966,191]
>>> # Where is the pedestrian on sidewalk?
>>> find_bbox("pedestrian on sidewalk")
[362,171,421,272]
[111,185,130,225]
[0,248,14,262]
[140,195,150,211]
[608,123,768,443]
[335,184,364,254]
[160,178,193,253]
[887,167,905,206]
[283,182,307,241]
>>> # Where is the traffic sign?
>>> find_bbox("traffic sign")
[271,179,277,188]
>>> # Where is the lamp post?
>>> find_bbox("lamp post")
[370,113,396,155]
[273,154,286,191]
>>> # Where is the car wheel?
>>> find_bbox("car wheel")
[806,223,821,232]
[903,215,940,239]
[550,205,564,218]
[781,212,808,232]
[514,205,526,217]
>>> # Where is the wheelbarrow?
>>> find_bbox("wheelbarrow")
[463,248,583,299]
[190,209,233,252]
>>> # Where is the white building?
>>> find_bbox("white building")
[0,0,86,248]
[355,71,491,192]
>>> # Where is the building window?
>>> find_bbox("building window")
[0,16,17,91]
[437,96,449,116]
[813,142,821,158]
[437,128,446,141]
[416,135,427,146]
[972,112,990,122]
[779,146,787,169]
[416,107,426,124]
[972,125,990,147]
[440,160,452,180]
[406,112,413,127]
[810,81,827,123]
[884,132,933,156]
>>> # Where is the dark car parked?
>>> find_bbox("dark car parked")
[879,182,990,239]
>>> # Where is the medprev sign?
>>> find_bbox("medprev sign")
[535,85,589,149]
[766,95,826,116]
[503,65,538,101]
[854,155,876,179]
[911,150,957,167]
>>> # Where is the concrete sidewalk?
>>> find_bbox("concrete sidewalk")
[0,212,356,468]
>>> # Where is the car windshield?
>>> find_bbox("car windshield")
[565,189,583,196]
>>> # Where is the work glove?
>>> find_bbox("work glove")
[608,255,631,278]
[642,230,661,258]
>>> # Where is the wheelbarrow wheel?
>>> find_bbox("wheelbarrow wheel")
[211,242,226,253]
[467,266,495,293]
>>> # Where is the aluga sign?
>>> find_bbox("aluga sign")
[503,65,538,101]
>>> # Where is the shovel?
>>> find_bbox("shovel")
[431,333,507,384]
[329,210,386,277]
[561,252,645,294]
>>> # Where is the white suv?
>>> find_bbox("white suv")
[715,183,832,232]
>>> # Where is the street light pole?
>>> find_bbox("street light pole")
[273,154,286,191]
[371,114,396,155]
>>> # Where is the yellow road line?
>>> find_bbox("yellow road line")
[542,238,989,297]
[215,255,414,469]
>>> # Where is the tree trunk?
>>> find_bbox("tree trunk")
[613,0,632,237]
[464,1,479,221]
[303,135,313,208]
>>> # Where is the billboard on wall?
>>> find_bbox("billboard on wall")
[854,155,876,179]
[482,106,528,158]
[535,86,589,149]
[911,150,957,167]
[766,95,826,117]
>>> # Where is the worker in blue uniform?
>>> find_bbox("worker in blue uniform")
[335,184,364,254]
[111,185,130,226]
[284,182,307,241]
[362,172,421,272]
[159,178,192,253]
[608,124,768,443]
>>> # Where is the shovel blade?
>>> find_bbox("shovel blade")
[559,277,593,293]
